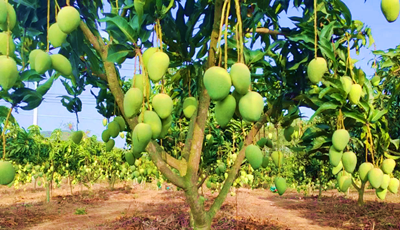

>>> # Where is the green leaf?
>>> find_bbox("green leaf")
[385,151,400,159]
[100,15,137,43]
[370,109,388,123]
[318,87,338,99]
[0,106,16,123]
[310,136,329,151]
[107,44,131,63]
[343,111,367,124]
[134,0,145,27]
[390,139,400,150]
[20,70,44,82]
[309,102,339,121]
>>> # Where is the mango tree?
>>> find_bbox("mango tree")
[1,0,396,229]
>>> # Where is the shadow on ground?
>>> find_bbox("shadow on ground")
[260,189,400,230]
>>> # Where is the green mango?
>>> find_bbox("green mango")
[204,66,231,101]
[381,0,400,22]
[342,151,357,173]
[358,162,373,182]
[0,161,15,185]
[245,145,263,170]
[230,63,251,95]
[274,177,287,195]
[368,168,384,189]
[332,129,350,151]
[329,146,343,167]
[57,6,81,34]
[307,57,328,84]
[215,95,236,128]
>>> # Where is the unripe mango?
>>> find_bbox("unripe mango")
[132,123,152,152]
[152,93,173,119]
[358,162,373,182]
[147,51,169,82]
[114,116,126,130]
[381,158,396,174]
[108,121,120,138]
[34,51,52,74]
[57,6,81,34]
[375,188,388,200]
[257,138,267,148]
[160,115,172,138]
[329,146,342,167]
[238,91,264,122]
[71,131,83,144]
[381,0,400,22]
[215,94,236,128]
[0,3,16,31]
[230,63,251,95]
[274,177,287,196]
[342,151,357,173]
[261,154,270,168]
[142,47,157,70]
[336,170,350,182]
[0,161,15,185]
[388,178,399,194]
[340,76,353,94]
[183,97,198,118]
[138,110,162,139]
[123,87,143,118]
[284,126,295,142]
[266,138,273,148]
[338,175,352,192]
[101,129,110,142]
[380,174,390,189]
[332,161,343,175]
[0,1,7,24]
[106,139,115,152]
[51,54,72,76]
[307,57,328,84]
[371,75,380,86]
[271,151,284,167]
[48,23,67,48]
[132,74,149,96]
[125,152,135,166]
[368,168,384,189]
[204,66,232,101]
[232,89,243,118]
[29,49,43,69]
[0,56,18,90]
[349,84,362,104]
[332,129,350,151]
[245,145,263,170]
[0,32,15,55]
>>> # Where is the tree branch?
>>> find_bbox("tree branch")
[160,146,188,176]
[184,0,223,185]
[79,19,186,187]
[147,141,186,188]
[351,177,361,191]
[197,173,208,189]
[248,27,286,36]
[207,110,270,219]
[79,22,104,58]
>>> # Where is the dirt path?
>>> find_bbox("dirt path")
[1,182,399,229]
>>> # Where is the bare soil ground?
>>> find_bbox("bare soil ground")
[0,181,399,230]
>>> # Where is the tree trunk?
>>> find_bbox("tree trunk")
[184,184,211,230]
[319,183,322,198]
[357,182,366,206]
[45,181,50,203]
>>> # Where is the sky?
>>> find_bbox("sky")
[2,0,399,148]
